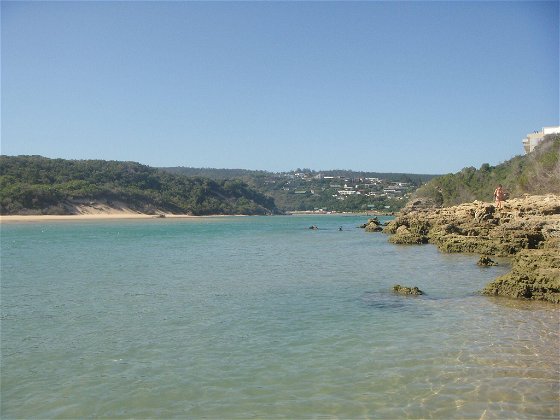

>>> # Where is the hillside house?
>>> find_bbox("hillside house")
[523,126,560,153]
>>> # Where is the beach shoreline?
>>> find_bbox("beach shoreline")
[0,213,246,223]
[0,211,388,223]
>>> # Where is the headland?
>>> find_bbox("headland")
[380,194,560,303]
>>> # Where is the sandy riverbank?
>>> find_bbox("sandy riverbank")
[0,213,206,223]
[0,200,252,223]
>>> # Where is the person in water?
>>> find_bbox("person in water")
[494,184,506,209]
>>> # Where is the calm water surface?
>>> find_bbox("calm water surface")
[1,215,558,419]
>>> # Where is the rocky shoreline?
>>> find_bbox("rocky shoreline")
[379,194,560,303]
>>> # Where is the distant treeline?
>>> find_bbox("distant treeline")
[413,134,560,206]
[5,135,553,216]
[162,166,437,184]
[163,167,273,180]
[0,156,279,215]
[162,167,437,212]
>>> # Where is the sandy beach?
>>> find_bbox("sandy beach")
[0,213,203,223]
[0,201,244,223]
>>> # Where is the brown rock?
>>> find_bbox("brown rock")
[385,194,560,303]
[482,249,560,303]
[363,217,383,232]
[477,256,498,266]
[393,285,424,295]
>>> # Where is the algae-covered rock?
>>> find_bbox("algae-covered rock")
[383,219,400,234]
[544,237,560,249]
[482,249,560,303]
[388,226,428,244]
[432,234,520,256]
[393,285,424,295]
[363,217,383,232]
[384,194,560,303]
[477,256,498,266]
[474,204,495,222]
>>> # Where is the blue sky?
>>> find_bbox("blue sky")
[1,1,558,174]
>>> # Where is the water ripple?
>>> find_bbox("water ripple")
[1,216,558,419]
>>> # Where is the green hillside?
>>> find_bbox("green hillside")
[413,133,560,207]
[163,167,437,213]
[0,156,278,216]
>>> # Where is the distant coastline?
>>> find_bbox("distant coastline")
[0,214,181,223]
[0,213,248,223]
[286,210,393,216]
[0,212,389,223]
[0,207,394,223]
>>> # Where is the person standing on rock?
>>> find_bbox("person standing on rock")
[494,184,506,209]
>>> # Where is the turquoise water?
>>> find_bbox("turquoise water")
[1,215,558,419]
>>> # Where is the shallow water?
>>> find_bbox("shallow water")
[1,215,558,418]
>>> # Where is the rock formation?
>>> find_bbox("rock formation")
[482,246,560,303]
[477,256,498,266]
[361,217,384,232]
[383,195,560,303]
[393,285,424,295]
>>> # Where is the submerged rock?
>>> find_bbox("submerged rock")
[393,284,424,295]
[477,255,498,266]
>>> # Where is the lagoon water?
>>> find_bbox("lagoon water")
[1,215,559,419]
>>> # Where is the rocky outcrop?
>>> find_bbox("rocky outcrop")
[477,256,498,266]
[361,217,384,232]
[393,285,424,295]
[389,225,429,244]
[384,195,560,303]
[482,248,560,303]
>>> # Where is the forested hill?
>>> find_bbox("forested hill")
[0,156,279,216]
[413,133,560,207]
[162,166,436,184]
[162,167,437,213]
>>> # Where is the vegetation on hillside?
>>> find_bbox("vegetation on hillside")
[6,133,553,215]
[413,134,560,207]
[163,167,436,212]
[0,156,278,215]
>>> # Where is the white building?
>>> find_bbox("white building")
[522,126,560,153]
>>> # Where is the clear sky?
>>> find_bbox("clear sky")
[1,1,558,174]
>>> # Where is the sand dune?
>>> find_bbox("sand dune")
[0,202,196,223]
